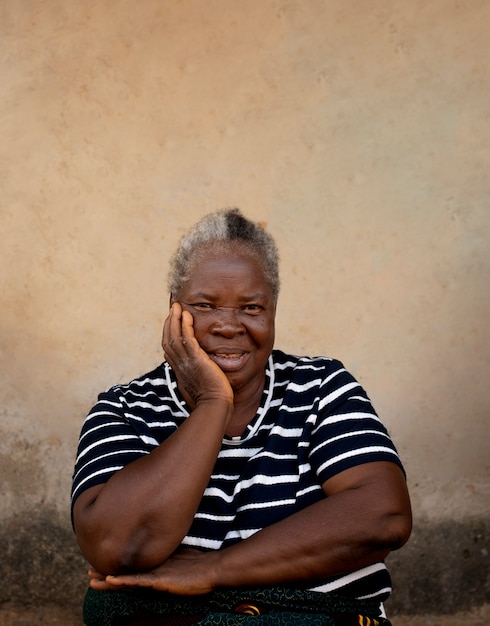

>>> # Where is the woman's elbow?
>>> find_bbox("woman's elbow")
[384,509,412,550]
[75,514,180,574]
[74,524,123,574]
[378,466,413,551]
[73,490,156,573]
[75,525,156,574]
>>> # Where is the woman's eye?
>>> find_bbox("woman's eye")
[242,304,263,315]
[194,303,213,311]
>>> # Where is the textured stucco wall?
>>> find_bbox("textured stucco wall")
[1,0,489,616]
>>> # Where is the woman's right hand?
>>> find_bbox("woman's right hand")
[88,547,220,595]
[162,302,234,410]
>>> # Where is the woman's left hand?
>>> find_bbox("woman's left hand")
[88,548,219,596]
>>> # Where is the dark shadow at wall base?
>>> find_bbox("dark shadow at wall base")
[386,518,490,615]
[1,511,489,616]
[0,510,87,611]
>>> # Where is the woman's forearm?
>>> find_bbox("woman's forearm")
[212,463,411,588]
[213,501,389,588]
[73,398,233,574]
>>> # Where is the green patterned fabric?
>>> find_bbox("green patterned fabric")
[83,586,383,625]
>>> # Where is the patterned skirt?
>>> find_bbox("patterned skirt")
[82,586,390,626]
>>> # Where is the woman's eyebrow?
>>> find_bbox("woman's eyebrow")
[183,292,212,300]
[183,292,269,301]
[241,293,270,301]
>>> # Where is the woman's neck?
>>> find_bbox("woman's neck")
[176,369,267,438]
[226,373,265,437]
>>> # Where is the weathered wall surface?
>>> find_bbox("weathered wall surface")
[1,0,488,616]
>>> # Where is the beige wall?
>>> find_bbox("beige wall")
[1,0,489,613]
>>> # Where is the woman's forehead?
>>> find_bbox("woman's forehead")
[190,243,264,273]
[191,253,263,278]
[185,247,271,293]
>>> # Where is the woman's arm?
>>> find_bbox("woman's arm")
[212,461,412,588]
[73,304,234,574]
[90,461,412,594]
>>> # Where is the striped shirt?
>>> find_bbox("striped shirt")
[71,349,403,601]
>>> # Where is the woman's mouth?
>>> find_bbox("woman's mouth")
[208,352,249,371]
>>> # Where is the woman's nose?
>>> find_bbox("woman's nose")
[211,307,244,334]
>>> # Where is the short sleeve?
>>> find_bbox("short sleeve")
[71,387,155,509]
[308,361,403,485]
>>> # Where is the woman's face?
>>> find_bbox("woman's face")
[175,245,276,397]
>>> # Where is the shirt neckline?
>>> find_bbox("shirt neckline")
[165,354,275,445]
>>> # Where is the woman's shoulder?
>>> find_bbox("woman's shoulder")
[271,349,353,390]
[272,349,344,373]
[97,361,170,400]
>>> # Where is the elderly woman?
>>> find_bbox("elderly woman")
[71,209,411,626]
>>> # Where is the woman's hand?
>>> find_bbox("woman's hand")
[88,548,219,596]
[162,302,234,409]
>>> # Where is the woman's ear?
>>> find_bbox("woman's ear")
[169,294,175,308]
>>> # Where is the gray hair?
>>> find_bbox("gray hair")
[168,208,280,302]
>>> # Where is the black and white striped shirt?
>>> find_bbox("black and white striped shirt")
[71,350,403,601]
